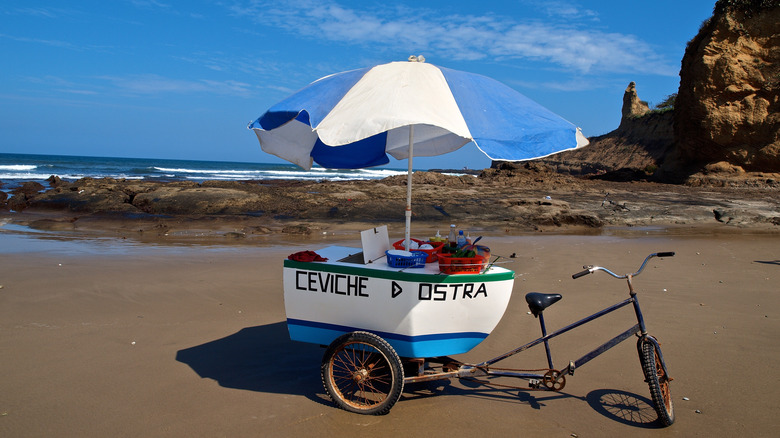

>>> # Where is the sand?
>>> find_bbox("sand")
[0,227,778,437]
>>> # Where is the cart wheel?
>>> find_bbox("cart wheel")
[639,340,675,426]
[321,331,404,415]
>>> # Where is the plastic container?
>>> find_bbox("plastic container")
[437,253,487,275]
[457,230,467,247]
[448,224,457,247]
[386,250,427,268]
[392,239,444,263]
[430,230,446,244]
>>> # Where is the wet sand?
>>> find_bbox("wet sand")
[0,228,778,437]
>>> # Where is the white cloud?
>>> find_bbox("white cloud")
[94,74,253,96]
[12,7,58,18]
[129,0,172,10]
[530,0,600,21]
[232,0,675,76]
[510,77,603,92]
[0,33,79,50]
[0,32,114,53]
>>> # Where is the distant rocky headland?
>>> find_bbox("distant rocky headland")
[524,0,779,184]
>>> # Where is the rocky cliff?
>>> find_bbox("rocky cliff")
[672,1,779,173]
[502,1,780,183]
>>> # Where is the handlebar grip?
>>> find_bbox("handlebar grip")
[572,269,591,279]
[656,252,675,258]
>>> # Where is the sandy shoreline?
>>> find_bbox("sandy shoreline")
[1,226,778,437]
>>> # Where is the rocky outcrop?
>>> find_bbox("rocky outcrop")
[4,172,778,233]
[513,83,675,180]
[514,2,779,183]
[673,2,780,172]
[621,81,650,121]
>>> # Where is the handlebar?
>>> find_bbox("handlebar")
[572,251,675,280]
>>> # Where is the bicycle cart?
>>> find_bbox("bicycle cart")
[283,247,675,426]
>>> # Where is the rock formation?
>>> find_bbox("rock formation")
[506,82,675,180]
[512,1,780,182]
[621,81,650,121]
[673,1,780,172]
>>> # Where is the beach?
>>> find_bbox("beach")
[1,226,778,437]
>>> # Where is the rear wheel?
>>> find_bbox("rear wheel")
[640,340,675,426]
[321,331,404,415]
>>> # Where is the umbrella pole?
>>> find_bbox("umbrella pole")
[404,126,414,251]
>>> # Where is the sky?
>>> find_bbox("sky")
[1,0,717,170]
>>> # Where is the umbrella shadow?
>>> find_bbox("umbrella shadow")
[175,321,324,396]
[586,388,666,428]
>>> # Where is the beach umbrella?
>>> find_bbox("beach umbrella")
[248,56,588,249]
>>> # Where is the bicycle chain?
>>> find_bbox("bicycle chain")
[459,367,566,391]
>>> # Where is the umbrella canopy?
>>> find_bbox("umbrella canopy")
[248,58,588,248]
[249,59,587,170]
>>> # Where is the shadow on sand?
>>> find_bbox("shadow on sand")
[176,323,668,427]
[586,388,667,428]
[755,259,780,266]
[175,321,324,396]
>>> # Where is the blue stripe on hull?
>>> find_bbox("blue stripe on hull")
[287,318,487,358]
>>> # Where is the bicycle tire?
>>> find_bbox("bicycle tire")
[321,331,404,415]
[640,340,675,426]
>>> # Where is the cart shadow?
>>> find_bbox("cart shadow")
[406,377,584,408]
[175,322,324,397]
[405,380,663,428]
[175,325,668,426]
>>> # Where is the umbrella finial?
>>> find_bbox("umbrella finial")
[408,55,426,63]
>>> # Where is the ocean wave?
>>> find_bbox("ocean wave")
[0,164,37,171]
[0,153,410,183]
[0,172,77,180]
[153,166,407,181]
[153,167,241,174]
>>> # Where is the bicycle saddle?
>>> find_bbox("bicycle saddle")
[525,292,563,316]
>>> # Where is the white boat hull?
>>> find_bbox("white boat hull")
[283,246,515,358]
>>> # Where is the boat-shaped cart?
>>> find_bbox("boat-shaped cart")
[283,245,515,413]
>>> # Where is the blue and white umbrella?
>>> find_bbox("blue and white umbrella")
[249,57,588,248]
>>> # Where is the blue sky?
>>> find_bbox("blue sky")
[1,0,716,170]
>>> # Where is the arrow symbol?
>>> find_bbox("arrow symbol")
[391,281,403,298]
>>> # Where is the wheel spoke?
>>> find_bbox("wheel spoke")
[322,332,404,415]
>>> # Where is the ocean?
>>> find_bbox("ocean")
[0,153,408,189]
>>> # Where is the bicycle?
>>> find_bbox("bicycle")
[319,251,676,426]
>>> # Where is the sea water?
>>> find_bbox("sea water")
[0,153,407,189]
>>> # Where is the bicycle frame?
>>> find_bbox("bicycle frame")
[470,292,646,384]
[405,252,674,390]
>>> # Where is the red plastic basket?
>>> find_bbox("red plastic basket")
[437,253,487,275]
[392,239,444,263]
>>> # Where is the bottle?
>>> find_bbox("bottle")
[448,224,457,248]
[431,230,443,243]
[466,232,472,245]
[457,230,467,248]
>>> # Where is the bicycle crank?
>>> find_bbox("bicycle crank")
[543,370,566,391]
